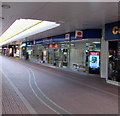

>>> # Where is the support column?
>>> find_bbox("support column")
[25,39,28,60]
[100,28,108,79]
[68,39,71,69]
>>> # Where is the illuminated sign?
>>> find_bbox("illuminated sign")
[54,43,58,48]
[65,34,70,40]
[89,52,100,69]
[48,44,53,48]
[75,30,83,39]
[48,43,58,48]
[112,26,120,35]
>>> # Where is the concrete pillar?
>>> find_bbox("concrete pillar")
[100,28,108,79]
[68,40,71,69]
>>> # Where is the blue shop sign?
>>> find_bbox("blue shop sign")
[52,35,69,42]
[83,29,102,39]
[105,21,120,40]
[71,29,102,40]
[35,35,69,45]
[35,39,43,44]
[35,29,102,45]
[26,41,33,45]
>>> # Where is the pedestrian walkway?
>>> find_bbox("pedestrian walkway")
[2,74,30,114]
[1,55,119,115]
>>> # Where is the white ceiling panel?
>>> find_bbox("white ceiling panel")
[1,2,119,42]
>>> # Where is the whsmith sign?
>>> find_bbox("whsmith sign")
[105,21,120,40]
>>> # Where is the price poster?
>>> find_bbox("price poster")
[89,52,100,69]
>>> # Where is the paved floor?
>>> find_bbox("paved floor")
[0,55,119,115]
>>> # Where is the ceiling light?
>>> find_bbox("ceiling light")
[0,19,60,46]
[93,42,100,44]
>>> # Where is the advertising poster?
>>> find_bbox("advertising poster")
[89,52,100,69]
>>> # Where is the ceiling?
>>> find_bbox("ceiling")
[1,2,119,43]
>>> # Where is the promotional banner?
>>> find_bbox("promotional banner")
[89,52,100,69]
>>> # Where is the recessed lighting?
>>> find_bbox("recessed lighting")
[0,19,60,46]
[93,42,100,44]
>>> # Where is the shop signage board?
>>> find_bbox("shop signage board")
[75,30,83,39]
[83,29,102,39]
[33,40,36,45]
[26,41,33,45]
[65,34,70,40]
[105,21,120,40]
[89,51,100,69]
[34,29,102,45]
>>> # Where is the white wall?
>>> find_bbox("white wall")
[100,29,108,79]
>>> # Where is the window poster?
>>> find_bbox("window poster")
[89,52,100,69]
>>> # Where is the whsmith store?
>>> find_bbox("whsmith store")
[2,21,120,86]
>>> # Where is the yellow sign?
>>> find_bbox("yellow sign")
[112,26,120,35]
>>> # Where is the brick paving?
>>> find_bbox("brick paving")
[2,75,30,114]
[1,56,119,115]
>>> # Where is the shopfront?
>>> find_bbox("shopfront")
[70,30,101,73]
[32,29,102,73]
[70,39,101,72]
[34,35,70,67]
[21,41,34,60]
[105,21,120,84]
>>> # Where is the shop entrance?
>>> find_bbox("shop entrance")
[70,39,101,73]
[108,40,120,82]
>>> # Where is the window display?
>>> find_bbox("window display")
[108,41,120,82]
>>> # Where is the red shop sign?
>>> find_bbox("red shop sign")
[75,30,83,39]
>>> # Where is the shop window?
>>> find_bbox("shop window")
[108,41,120,82]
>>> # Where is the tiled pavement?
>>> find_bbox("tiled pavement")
[1,56,119,115]
[2,75,30,114]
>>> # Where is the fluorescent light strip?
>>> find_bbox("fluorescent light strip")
[0,21,60,46]
[0,19,42,43]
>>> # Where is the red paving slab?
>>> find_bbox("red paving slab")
[2,58,56,114]
[2,75,30,114]
[33,68,118,114]
[1,56,119,114]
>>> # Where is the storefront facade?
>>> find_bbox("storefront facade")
[2,45,20,57]
[30,29,102,74]
[70,39,101,73]
[105,21,120,85]
[33,35,71,67]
